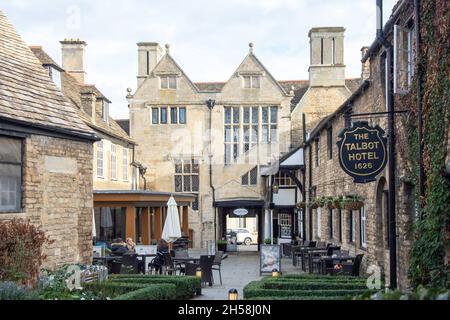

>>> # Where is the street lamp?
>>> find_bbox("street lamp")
[228,288,238,300]
[272,269,279,277]
[272,183,279,194]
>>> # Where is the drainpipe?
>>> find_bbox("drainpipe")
[414,0,425,214]
[377,0,397,290]
[207,99,217,243]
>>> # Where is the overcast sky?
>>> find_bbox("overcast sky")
[3,0,397,119]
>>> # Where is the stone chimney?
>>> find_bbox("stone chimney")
[60,38,87,84]
[308,27,346,87]
[361,46,371,81]
[80,90,97,123]
[137,42,164,87]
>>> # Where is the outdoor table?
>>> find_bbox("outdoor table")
[172,257,200,263]
[92,256,121,267]
[319,255,356,275]
[306,249,328,273]
[299,247,327,271]
[137,254,157,274]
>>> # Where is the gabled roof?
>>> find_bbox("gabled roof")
[0,11,97,141]
[30,46,134,145]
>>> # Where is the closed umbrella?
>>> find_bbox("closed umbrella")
[161,195,182,245]
[92,208,96,238]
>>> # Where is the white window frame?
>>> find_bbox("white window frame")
[160,76,177,89]
[317,207,321,238]
[243,75,260,89]
[48,66,62,89]
[360,206,367,248]
[394,24,415,94]
[110,144,117,180]
[122,147,128,181]
[96,140,104,178]
[102,100,109,122]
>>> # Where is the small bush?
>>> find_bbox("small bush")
[0,219,53,287]
[113,284,177,300]
[109,275,200,299]
[0,281,40,300]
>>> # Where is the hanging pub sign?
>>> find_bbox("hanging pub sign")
[337,121,387,183]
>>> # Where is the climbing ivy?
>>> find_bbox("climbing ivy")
[398,0,450,289]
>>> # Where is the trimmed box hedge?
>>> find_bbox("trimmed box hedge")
[113,284,176,300]
[244,275,373,300]
[109,275,200,300]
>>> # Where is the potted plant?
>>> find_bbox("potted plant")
[217,239,227,252]
[307,198,319,209]
[341,195,365,210]
[296,201,306,209]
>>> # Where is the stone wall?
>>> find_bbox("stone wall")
[302,44,414,290]
[0,134,94,269]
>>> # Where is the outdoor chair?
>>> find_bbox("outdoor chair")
[339,254,364,276]
[184,255,215,286]
[310,246,341,274]
[121,253,139,273]
[282,243,292,258]
[212,251,224,285]
[163,252,181,275]
[110,261,122,274]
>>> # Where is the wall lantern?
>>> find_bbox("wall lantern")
[272,183,279,194]
[228,288,238,300]
[272,269,279,277]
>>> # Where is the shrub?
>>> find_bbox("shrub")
[84,282,149,299]
[0,219,53,287]
[0,281,40,300]
[113,284,177,300]
[109,275,200,299]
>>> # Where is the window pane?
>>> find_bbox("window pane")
[192,159,199,173]
[192,175,199,192]
[160,108,167,124]
[252,76,260,88]
[225,126,232,143]
[243,108,250,123]
[241,173,249,185]
[175,160,182,173]
[169,76,177,89]
[152,108,159,124]
[192,196,199,211]
[233,144,239,159]
[270,125,277,142]
[262,125,269,143]
[183,161,191,174]
[244,76,251,88]
[171,107,178,124]
[250,167,257,185]
[0,164,21,212]
[270,107,278,124]
[161,77,168,89]
[0,137,21,163]
[233,107,240,124]
[252,126,258,143]
[225,145,231,164]
[175,175,182,192]
[179,107,186,124]
[233,127,239,143]
[225,107,232,124]
[262,107,269,123]
[183,176,191,192]
[252,107,258,124]
[244,143,250,153]
[243,126,250,142]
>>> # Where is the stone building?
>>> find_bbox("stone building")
[299,0,423,290]
[126,27,360,249]
[0,11,98,268]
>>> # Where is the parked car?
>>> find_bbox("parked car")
[226,228,256,245]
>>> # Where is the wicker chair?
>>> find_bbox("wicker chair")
[212,251,224,285]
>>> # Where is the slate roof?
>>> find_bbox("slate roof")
[116,119,130,135]
[0,11,97,140]
[30,46,134,145]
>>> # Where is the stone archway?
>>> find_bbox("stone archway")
[375,177,389,283]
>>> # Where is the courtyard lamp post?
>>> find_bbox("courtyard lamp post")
[272,269,279,277]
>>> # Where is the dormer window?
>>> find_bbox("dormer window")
[101,100,109,122]
[47,66,61,89]
[160,76,177,89]
[243,75,260,89]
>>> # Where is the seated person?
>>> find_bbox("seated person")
[148,239,169,274]
[126,237,136,252]
[110,238,128,255]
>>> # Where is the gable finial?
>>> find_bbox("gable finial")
[249,42,254,54]
[165,43,170,54]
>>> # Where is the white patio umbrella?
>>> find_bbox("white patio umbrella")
[92,208,96,238]
[161,195,182,244]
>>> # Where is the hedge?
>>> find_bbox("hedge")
[262,281,368,291]
[84,282,150,298]
[273,275,367,282]
[250,296,351,300]
[109,275,200,299]
[113,284,176,300]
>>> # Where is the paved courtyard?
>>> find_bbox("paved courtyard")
[193,252,302,300]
